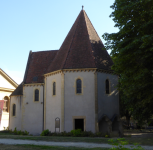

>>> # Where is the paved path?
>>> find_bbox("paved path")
[0,139,153,150]
[124,132,153,138]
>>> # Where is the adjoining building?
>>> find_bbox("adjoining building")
[9,8,123,136]
[0,68,18,130]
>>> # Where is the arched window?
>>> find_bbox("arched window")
[35,89,39,101]
[106,79,110,94]
[53,82,56,95]
[3,96,9,112]
[76,79,82,94]
[12,104,16,116]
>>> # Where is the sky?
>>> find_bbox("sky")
[0,0,119,85]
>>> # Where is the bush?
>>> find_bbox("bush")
[71,129,82,136]
[12,127,29,135]
[13,127,17,135]
[41,129,107,137]
[108,138,144,150]
[105,134,109,138]
[95,132,103,137]
[23,130,29,135]
[41,129,50,136]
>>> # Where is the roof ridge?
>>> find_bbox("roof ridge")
[0,68,18,87]
[86,14,111,58]
[23,51,32,83]
[83,10,97,68]
[83,10,102,43]
[33,50,58,53]
[63,11,82,69]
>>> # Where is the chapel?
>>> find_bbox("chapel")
[10,8,123,136]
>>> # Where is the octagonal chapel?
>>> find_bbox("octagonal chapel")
[10,8,123,136]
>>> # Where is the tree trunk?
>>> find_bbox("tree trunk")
[125,111,131,129]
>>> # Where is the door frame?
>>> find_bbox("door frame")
[72,116,86,131]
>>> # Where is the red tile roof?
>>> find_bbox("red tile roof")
[24,50,58,84]
[11,83,23,96]
[47,10,113,72]
[23,9,113,85]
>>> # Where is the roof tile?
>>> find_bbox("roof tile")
[47,10,113,72]
[25,50,58,84]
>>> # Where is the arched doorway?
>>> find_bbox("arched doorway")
[111,115,123,136]
[99,115,112,136]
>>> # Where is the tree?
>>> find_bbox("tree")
[119,91,132,128]
[103,0,153,127]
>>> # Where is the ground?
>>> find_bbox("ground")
[0,130,153,150]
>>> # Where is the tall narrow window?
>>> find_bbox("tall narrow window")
[76,79,82,94]
[53,82,56,95]
[106,79,110,94]
[35,89,39,101]
[12,104,16,116]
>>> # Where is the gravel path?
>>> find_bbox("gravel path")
[0,139,153,150]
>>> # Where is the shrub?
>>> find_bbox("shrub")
[23,130,29,135]
[41,129,50,136]
[61,131,68,136]
[71,129,82,136]
[95,132,103,137]
[13,127,17,135]
[12,128,29,135]
[105,134,109,138]
[17,130,22,135]
[108,138,144,150]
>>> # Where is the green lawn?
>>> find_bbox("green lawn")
[0,144,109,150]
[0,131,153,146]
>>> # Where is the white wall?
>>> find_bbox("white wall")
[0,91,11,131]
[64,71,95,133]
[0,91,12,100]
[0,74,16,89]
[0,72,16,130]
[9,96,22,131]
[22,85,43,135]
[45,73,62,132]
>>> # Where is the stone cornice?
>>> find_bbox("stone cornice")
[23,83,44,87]
[44,70,62,77]
[0,87,15,92]
[44,68,116,77]
[0,69,18,88]
[97,69,115,75]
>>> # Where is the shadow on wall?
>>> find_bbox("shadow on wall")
[99,115,112,135]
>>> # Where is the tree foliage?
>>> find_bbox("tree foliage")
[103,0,153,125]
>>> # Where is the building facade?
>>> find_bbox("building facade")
[0,68,18,130]
[9,9,123,136]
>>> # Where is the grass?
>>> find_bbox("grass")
[124,129,153,133]
[0,131,153,146]
[0,144,110,150]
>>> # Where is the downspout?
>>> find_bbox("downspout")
[9,96,11,129]
[43,84,44,132]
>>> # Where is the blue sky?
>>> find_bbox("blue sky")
[0,0,118,84]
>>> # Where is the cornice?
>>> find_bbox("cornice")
[44,68,116,77]
[11,95,22,97]
[0,69,18,88]
[23,83,44,87]
[44,68,97,77]
[44,70,62,77]
[0,87,15,92]
[97,69,115,75]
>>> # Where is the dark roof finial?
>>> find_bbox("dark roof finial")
[82,5,84,10]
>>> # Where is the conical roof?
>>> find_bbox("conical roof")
[47,9,113,73]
